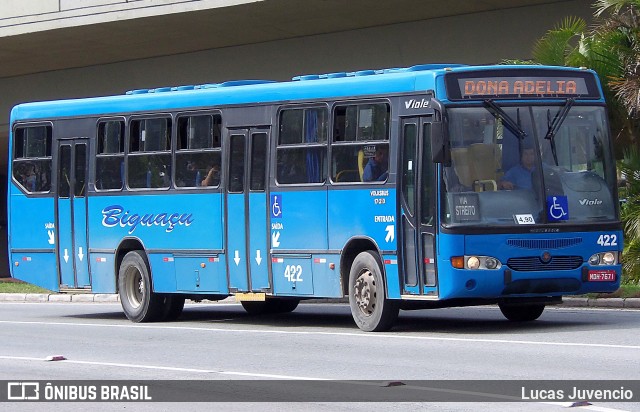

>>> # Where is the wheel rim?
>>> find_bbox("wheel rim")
[354,268,376,317]
[124,266,143,309]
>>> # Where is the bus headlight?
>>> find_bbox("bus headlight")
[467,256,480,270]
[462,256,502,270]
[588,251,618,266]
[602,252,616,265]
[484,257,499,270]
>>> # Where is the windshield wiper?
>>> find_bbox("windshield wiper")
[545,98,575,141]
[483,99,527,140]
[544,98,574,166]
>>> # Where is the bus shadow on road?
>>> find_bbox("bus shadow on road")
[65,304,629,334]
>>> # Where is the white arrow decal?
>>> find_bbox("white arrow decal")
[385,225,395,243]
[78,247,84,262]
[255,250,262,265]
[234,250,241,266]
[63,249,69,263]
[272,231,281,248]
[47,230,55,245]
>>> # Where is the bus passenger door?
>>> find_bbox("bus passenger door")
[399,118,438,297]
[56,139,91,289]
[226,128,271,292]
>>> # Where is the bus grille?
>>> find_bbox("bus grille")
[507,256,583,271]
[507,238,582,249]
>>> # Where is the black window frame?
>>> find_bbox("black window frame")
[126,115,173,191]
[275,105,329,186]
[95,118,126,192]
[12,122,53,194]
[330,101,391,184]
[174,111,223,189]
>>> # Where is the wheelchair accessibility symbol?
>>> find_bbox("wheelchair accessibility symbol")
[271,194,282,218]
[547,196,568,221]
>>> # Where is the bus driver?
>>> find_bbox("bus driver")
[499,147,535,190]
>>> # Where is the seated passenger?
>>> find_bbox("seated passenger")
[363,146,388,182]
[499,147,535,190]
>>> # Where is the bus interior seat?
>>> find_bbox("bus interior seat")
[358,149,366,182]
[469,143,500,191]
[450,147,473,188]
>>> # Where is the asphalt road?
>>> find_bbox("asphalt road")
[0,301,639,411]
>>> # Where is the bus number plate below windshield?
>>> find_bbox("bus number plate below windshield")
[588,270,616,282]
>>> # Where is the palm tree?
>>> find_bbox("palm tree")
[619,148,640,284]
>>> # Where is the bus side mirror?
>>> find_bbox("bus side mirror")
[431,121,451,166]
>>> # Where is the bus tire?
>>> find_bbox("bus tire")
[348,250,399,332]
[118,251,163,322]
[498,303,545,322]
[161,295,185,321]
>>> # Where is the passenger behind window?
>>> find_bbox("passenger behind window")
[201,163,220,186]
[363,145,388,182]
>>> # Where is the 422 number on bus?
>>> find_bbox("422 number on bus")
[284,265,303,282]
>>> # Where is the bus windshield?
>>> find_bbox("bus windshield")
[442,104,617,228]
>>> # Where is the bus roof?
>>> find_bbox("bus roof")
[10,64,600,122]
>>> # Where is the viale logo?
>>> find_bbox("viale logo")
[405,98,429,109]
[579,198,603,206]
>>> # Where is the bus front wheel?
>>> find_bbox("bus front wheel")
[119,251,163,322]
[498,303,545,322]
[348,251,399,332]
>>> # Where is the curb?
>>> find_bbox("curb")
[0,294,638,309]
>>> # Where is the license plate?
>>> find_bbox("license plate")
[588,270,616,282]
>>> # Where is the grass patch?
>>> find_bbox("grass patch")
[0,278,52,294]
[586,284,640,299]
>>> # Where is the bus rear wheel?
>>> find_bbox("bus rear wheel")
[498,303,545,322]
[118,251,163,322]
[348,251,399,332]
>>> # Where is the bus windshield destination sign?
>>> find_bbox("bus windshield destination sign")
[445,70,599,100]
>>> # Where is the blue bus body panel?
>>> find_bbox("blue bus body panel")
[89,193,223,250]
[90,253,117,293]
[327,188,397,251]
[9,191,58,291]
[272,255,314,295]
[269,190,327,250]
[87,193,224,293]
[436,231,623,300]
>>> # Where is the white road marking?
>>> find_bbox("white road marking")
[0,319,638,350]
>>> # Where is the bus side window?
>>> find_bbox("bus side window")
[12,125,53,193]
[175,113,222,188]
[128,118,172,189]
[331,103,390,183]
[276,107,327,185]
[96,120,124,191]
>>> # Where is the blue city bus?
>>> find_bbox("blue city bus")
[8,64,622,331]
